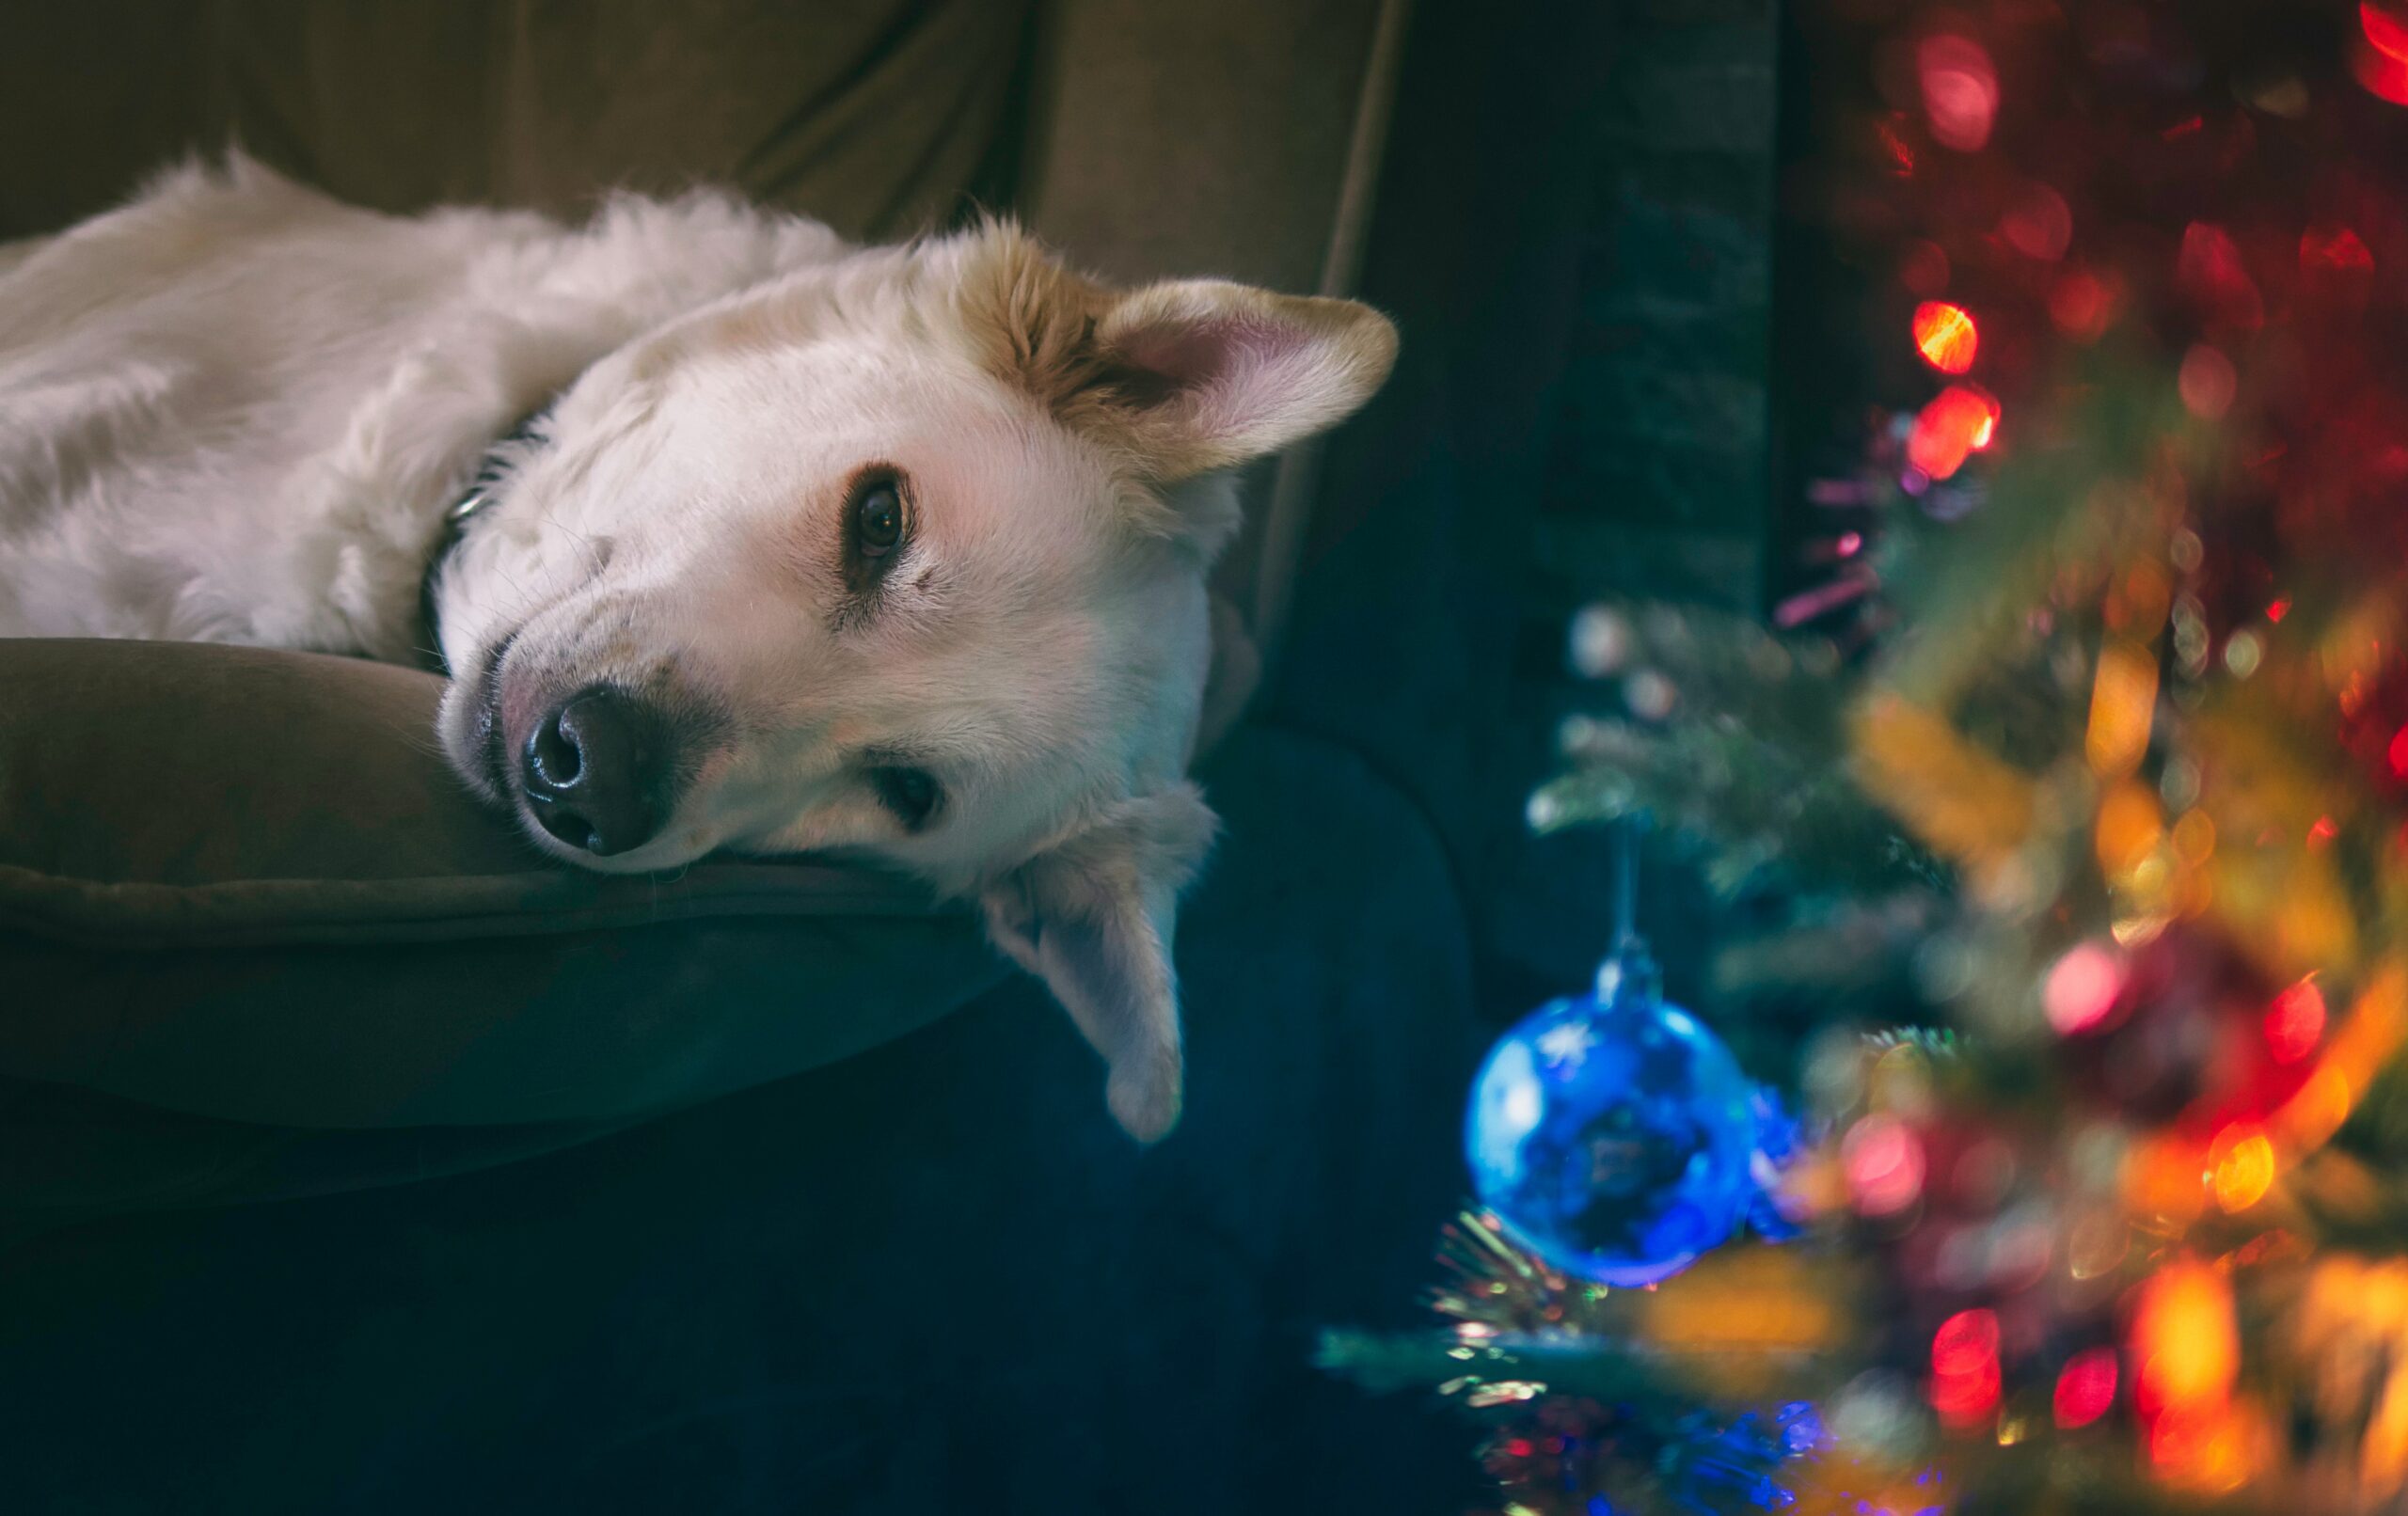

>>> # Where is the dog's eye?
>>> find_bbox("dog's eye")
[853,479,905,559]
[870,766,942,830]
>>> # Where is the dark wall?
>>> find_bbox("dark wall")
[1270,0,1784,1022]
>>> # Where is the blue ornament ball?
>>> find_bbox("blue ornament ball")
[1465,977,1760,1287]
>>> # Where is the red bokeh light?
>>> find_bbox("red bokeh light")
[2002,183,2073,261]
[1918,35,2000,151]
[2303,224,2379,312]
[2179,345,2239,419]
[2355,36,2408,104]
[2304,224,2376,277]
[1876,115,1917,177]
[1909,385,2002,479]
[1930,1308,2003,1428]
[2045,941,2126,1034]
[2054,1348,2121,1429]
[1913,301,1980,372]
[2265,977,2327,1064]
[2366,2,2408,63]
[1900,239,1951,295]
[2051,269,2116,341]
[2178,223,2263,329]
[1843,1113,1927,1215]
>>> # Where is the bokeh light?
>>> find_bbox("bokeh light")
[1843,1113,1926,1216]
[2051,268,2117,340]
[2001,183,2072,261]
[2264,978,2327,1064]
[2354,33,2408,105]
[1930,1308,2003,1428]
[1900,239,1951,294]
[2045,941,2126,1034]
[2133,1261,2238,1413]
[1913,301,1980,373]
[2366,2,2408,64]
[2178,223,2262,329]
[1908,385,2001,479]
[2179,344,2239,419]
[2209,1122,2275,1212]
[2302,223,2375,287]
[1917,35,2000,150]
[2053,1348,2120,1429]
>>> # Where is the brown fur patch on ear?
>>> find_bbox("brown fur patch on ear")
[949,222,1119,422]
[945,220,1196,534]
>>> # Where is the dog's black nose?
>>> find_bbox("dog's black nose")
[521,687,672,857]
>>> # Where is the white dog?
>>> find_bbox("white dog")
[0,157,1396,1139]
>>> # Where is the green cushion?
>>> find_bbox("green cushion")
[0,640,1005,1129]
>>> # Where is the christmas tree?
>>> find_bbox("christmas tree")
[1322,4,2408,1511]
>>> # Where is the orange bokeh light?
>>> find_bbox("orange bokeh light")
[1913,301,1980,372]
[1909,384,2002,480]
[2125,1133,2209,1221]
[2148,1400,2268,1492]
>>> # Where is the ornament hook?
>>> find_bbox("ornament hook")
[1597,813,1661,1007]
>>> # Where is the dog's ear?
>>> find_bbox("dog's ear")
[1088,279,1399,482]
[977,783,1218,1142]
[950,222,1398,486]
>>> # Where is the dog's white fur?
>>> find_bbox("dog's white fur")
[0,157,1396,1139]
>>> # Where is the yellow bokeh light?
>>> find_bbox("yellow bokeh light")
[2133,1260,2238,1411]
[2209,1124,2276,1211]
[2087,639,2161,778]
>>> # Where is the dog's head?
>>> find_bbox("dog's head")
[432,221,1396,1140]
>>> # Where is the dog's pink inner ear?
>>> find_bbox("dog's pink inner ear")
[1113,315,1290,409]
[1093,282,1399,481]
